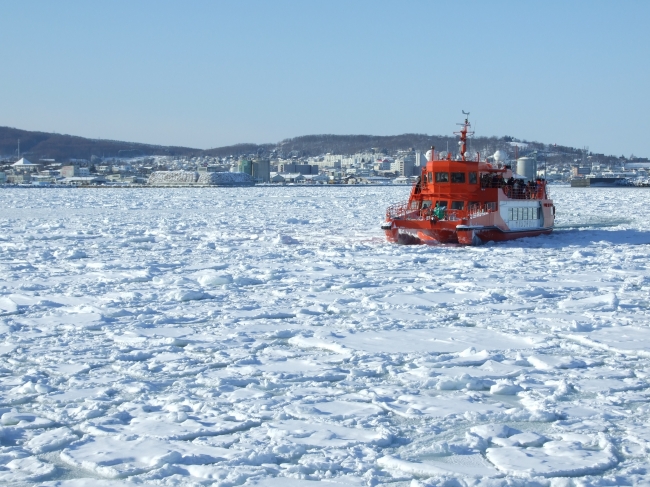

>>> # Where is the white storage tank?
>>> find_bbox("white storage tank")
[516,157,537,181]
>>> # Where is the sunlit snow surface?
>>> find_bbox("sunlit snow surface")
[1,186,650,486]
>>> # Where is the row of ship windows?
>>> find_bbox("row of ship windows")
[509,207,541,220]
[427,172,478,184]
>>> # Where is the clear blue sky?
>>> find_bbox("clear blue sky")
[1,1,649,157]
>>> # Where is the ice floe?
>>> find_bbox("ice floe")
[0,186,649,484]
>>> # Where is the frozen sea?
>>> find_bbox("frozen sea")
[1,186,650,487]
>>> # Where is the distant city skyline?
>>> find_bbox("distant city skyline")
[1,0,649,157]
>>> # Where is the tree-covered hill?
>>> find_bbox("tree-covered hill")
[0,125,628,165]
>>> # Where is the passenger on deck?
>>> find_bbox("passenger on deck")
[503,177,513,197]
[536,179,545,199]
[513,179,522,199]
[433,203,446,220]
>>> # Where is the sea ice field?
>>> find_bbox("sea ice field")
[1,185,650,487]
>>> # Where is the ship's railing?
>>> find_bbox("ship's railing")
[444,209,460,221]
[501,185,549,200]
[387,201,460,222]
[386,201,418,220]
[468,202,498,218]
[481,176,550,200]
[422,208,459,221]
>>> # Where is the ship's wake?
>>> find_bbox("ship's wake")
[554,217,632,230]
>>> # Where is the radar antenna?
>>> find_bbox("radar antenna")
[454,111,474,161]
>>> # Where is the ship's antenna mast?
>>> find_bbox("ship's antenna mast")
[454,110,474,162]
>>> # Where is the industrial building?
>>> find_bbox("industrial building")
[516,157,537,181]
[238,158,271,183]
[277,163,318,175]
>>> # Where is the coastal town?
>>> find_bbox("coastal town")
[2,143,650,187]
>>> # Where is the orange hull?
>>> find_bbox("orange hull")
[385,225,553,245]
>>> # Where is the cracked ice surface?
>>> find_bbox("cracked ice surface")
[0,186,650,486]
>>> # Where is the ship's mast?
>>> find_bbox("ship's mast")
[454,111,474,162]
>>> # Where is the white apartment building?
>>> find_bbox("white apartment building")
[415,151,425,166]
[391,153,415,176]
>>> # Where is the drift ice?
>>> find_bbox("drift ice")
[382,114,555,245]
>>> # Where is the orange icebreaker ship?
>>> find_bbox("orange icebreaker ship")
[382,114,555,245]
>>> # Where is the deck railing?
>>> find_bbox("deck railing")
[480,174,551,199]
[468,202,498,218]
[387,201,460,222]
[445,209,460,221]
[500,185,550,200]
[386,201,416,220]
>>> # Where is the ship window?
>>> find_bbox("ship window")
[537,207,542,219]
[410,201,419,209]
[508,208,514,220]
[517,208,523,220]
[451,172,465,183]
[451,201,464,210]
[435,200,448,209]
[524,208,529,220]
[427,171,433,183]
[422,200,432,209]
[469,172,477,184]
[435,172,449,183]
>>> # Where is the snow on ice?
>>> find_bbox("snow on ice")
[0,186,649,486]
